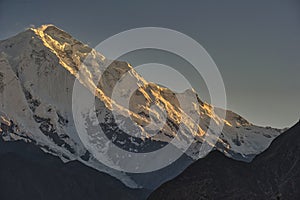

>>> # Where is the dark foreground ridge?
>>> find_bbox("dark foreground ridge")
[0,139,148,200]
[148,122,300,200]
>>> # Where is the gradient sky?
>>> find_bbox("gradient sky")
[0,0,299,128]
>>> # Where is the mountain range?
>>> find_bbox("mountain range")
[0,25,294,199]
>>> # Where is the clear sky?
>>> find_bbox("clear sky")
[1,0,299,128]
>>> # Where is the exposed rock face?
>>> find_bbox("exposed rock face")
[148,122,300,200]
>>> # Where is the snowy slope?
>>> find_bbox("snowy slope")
[0,28,138,188]
[0,25,283,188]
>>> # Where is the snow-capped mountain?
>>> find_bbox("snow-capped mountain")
[0,25,282,188]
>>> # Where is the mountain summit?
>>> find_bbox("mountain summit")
[0,25,282,189]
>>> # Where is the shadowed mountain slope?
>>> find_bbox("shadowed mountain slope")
[0,139,148,200]
[148,122,300,200]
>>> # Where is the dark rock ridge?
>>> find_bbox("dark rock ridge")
[0,139,148,200]
[148,122,300,200]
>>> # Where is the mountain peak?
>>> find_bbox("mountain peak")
[32,24,75,43]
[30,24,99,77]
[31,24,56,31]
